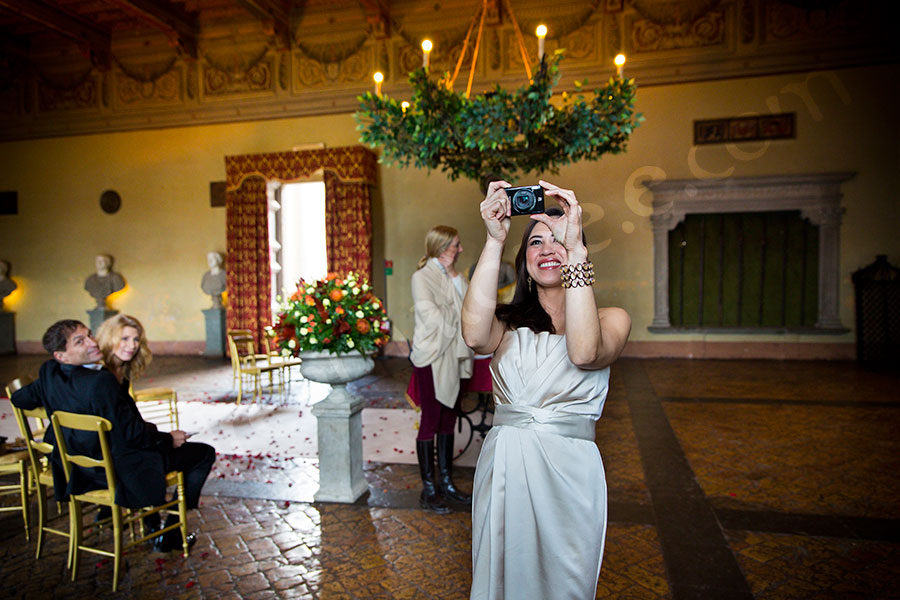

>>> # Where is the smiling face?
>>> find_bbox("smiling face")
[113,326,141,363]
[525,222,566,288]
[54,325,103,366]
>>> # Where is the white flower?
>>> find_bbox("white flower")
[353,287,360,295]
[347,339,355,348]
[326,319,332,325]
[288,339,296,349]
[281,349,291,357]
[323,298,331,307]
[293,310,301,318]
[355,310,364,319]
[373,320,380,329]
[309,337,317,345]
[372,302,380,309]
[299,328,309,336]
[300,316,308,323]
[306,287,314,294]
[362,284,369,291]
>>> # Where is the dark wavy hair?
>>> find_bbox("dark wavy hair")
[494,207,587,334]
[42,319,85,354]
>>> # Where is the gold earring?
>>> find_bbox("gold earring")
[527,276,533,293]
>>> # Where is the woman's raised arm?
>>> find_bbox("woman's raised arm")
[462,181,511,354]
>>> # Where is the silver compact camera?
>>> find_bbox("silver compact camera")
[505,185,545,216]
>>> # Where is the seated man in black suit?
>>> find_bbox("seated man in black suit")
[11,319,216,552]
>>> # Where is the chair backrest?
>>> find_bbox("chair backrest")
[132,387,179,430]
[5,377,55,484]
[227,330,258,366]
[11,403,53,479]
[49,411,117,499]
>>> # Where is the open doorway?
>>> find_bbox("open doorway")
[269,181,327,314]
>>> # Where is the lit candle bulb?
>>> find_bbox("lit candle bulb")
[421,39,432,69]
[614,53,626,77]
[401,101,410,114]
[373,71,383,96]
[536,25,547,61]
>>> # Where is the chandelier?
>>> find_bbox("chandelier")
[355,1,643,186]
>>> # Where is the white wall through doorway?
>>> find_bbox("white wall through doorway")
[278,181,327,297]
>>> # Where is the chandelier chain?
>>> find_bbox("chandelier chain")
[503,0,533,81]
[466,0,489,98]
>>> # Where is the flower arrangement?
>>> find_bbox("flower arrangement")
[272,272,391,356]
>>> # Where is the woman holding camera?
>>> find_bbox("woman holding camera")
[409,225,474,513]
[462,180,631,599]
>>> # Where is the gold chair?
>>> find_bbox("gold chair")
[0,445,30,540]
[2,378,32,540]
[50,410,189,592]
[227,329,282,404]
[8,376,72,558]
[131,386,180,430]
[10,400,73,561]
[262,328,303,384]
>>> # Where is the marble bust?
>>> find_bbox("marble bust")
[201,252,226,308]
[84,254,125,308]
[0,260,17,311]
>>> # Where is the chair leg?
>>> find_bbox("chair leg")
[35,485,47,559]
[111,507,122,592]
[70,500,82,582]
[18,461,29,540]
[178,476,189,557]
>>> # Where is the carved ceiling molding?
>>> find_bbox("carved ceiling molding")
[631,0,724,24]
[630,8,727,52]
[0,0,893,141]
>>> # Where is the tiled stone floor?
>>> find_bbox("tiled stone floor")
[1,355,899,599]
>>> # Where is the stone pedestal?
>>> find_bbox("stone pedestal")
[87,308,117,333]
[203,308,226,357]
[300,351,374,503]
[311,388,368,503]
[0,312,15,355]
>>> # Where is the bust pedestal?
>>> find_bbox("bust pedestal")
[203,308,226,357]
[87,308,117,334]
[0,312,15,355]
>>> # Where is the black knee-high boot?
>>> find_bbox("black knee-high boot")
[436,433,471,504]
[416,439,450,514]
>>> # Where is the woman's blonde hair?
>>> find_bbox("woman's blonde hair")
[417,225,458,269]
[96,314,152,382]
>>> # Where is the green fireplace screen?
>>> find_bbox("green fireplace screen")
[668,211,819,329]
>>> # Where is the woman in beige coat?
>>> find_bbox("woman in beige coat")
[409,225,474,513]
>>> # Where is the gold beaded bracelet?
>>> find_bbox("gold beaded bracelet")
[559,261,595,289]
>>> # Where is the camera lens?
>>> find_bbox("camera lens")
[513,189,536,212]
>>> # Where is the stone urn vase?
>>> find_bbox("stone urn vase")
[299,351,375,503]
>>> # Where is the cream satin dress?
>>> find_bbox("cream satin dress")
[471,327,610,600]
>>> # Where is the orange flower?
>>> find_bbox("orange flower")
[330,289,344,301]
[305,295,316,306]
[335,306,345,315]
[326,272,338,281]
[355,319,371,334]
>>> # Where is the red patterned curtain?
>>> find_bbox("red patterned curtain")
[225,176,270,342]
[224,146,377,343]
[324,171,372,276]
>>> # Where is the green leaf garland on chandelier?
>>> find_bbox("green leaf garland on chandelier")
[355,50,643,185]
